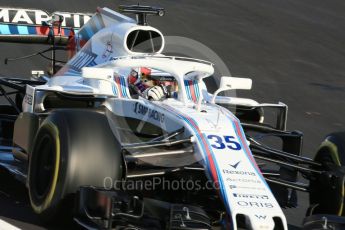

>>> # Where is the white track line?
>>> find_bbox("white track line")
[0,219,21,230]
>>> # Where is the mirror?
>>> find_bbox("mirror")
[219,76,252,90]
[211,76,252,103]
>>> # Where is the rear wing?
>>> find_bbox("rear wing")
[0,7,91,44]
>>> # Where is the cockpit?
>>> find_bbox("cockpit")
[126,67,178,100]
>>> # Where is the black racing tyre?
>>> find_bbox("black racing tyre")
[28,109,123,222]
[309,132,345,216]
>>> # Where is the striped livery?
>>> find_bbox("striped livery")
[113,76,130,98]
[184,79,200,103]
[0,24,74,36]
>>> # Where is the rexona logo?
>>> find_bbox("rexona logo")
[222,169,255,176]
[233,193,269,199]
[237,201,274,208]
[0,8,90,28]
[229,161,241,169]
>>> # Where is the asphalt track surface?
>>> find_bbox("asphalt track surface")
[0,0,345,229]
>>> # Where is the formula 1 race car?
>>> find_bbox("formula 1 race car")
[0,5,345,230]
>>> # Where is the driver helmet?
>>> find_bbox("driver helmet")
[128,67,158,93]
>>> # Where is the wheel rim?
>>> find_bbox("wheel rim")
[32,133,56,199]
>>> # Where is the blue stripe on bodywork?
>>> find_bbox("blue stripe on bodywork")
[158,105,212,181]
[27,26,36,34]
[194,81,200,100]
[184,80,192,100]
[222,108,271,191]
[63,28,70,35]
[8,25,19,34]
[184,80,200,102]
[17,26,29,35]
[119,77,128,98]
[112,84,118,96]
[158,104,232,228]
[0,24,10,34]
[203,134,232,214]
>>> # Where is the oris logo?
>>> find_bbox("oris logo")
[237,201,273,209]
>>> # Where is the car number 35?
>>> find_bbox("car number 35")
[207,135,242,150]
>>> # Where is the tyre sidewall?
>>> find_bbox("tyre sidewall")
[28,109,123,220]
[28,119,67,218]
[311,132,345,216]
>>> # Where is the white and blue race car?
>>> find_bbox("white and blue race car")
[0,5,344,230]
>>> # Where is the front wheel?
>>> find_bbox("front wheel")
[28,109,124,222]
[28,121,65,219]
[308,132,345,216]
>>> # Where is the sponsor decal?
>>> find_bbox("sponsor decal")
[102,34,114,59]
[24,94,33,105]
[134,102,165,123]
[226,178,261,184]
[207,135,242,150]
[255,215,267,219]
[102,41,113,59]
[229,184,265,191]
[229,161,241,169]
[69,50,97,71]
[0,8,90,28]
[154,76,175,82]
[233,193,269,199]
[237,201,273,208]
[222,169,255,176]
